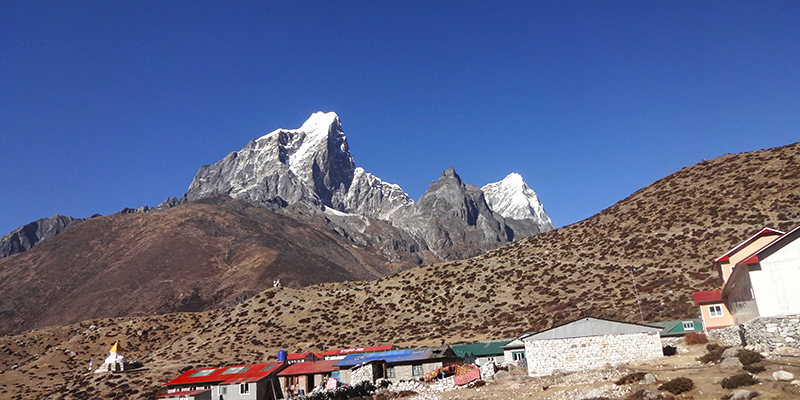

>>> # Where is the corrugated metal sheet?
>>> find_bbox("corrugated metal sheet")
[451,341,507,357]
[335,346,456,368]
[523,317,661,341]
[164,362,286,387]
[692,289,722,304]
[277,360,340,376]
[453,369,480,386]
[323,345,395,357]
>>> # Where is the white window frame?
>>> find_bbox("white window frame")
[221,386,227,395]
[682,321,695,330]
[386,366,395,378]
[512,351,525,361]
[412,364,423,376]
[240,382,250,395]
[709,305,724,318]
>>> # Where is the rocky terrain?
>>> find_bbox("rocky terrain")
[0,141,798,399]
[0,214,84,259]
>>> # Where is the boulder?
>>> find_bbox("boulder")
[729,389,758,400]
[642,373,657,385]
[773,370,795,381]
[721,347,740,359]
[720,357,743,368]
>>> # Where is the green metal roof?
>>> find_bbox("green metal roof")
[450,341,507,357]
[645,318,703,336]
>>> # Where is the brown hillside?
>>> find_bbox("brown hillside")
[0,198,427,336]
[1,142,799,400]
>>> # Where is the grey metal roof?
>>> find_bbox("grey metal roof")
[522,317,662,341]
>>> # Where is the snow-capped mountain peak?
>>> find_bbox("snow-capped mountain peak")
[481,173,555,231]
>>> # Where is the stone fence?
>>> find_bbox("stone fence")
[707,315,800,352]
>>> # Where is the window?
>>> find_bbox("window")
[188,368,217,377]
[512,351,525,361]
[386,366,396,378]
[486,357,495,362]
[682,321,695,331]
[412,364,423,376]
[709,305,724,318]
[223,366,252,374]
[240,382,250,395]
[220,386,227,395]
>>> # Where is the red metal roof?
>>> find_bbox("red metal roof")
[277,360,340,376]
[736,224,800,267]
[287,352,322,360]
[714,228,783,263]
[159,389,211,398]
[163,362,286,387]
[322,345,395,356]
[692,290,722,304]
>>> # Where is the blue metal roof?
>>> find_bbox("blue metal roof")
[335,346,455,368]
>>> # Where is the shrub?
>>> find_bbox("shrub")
[615,372,646,385]
[737,349,763,366]
[684,332,708,345]
[720,373,758,389]
[658,377,694,395]
[742,363,766,374]
[699,345,729,364]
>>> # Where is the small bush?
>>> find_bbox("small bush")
[721,373,758,389]
[699,344,729,364]
[737,349,763,366]
[615,372,646,385]
[685,332,708,345]
[658,377,694,395]
[742,363,766,374]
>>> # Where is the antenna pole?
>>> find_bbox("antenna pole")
[629,267,645,323]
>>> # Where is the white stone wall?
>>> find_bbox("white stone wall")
[708,315,800,350]
[350,363,374,384]
[524,332,663,376]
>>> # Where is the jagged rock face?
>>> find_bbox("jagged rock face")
[181,112,551,262]
[185,112,412,218]
[482,172,555,233]
[0,215,84,259]
[389,167,512,259]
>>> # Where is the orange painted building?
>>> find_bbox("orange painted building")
[693,228,783,332]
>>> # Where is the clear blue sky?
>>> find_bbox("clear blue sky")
[2,1,799,235]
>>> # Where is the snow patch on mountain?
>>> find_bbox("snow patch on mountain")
[482,173,555,231]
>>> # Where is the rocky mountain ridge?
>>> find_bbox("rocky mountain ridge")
[0,112,552,264]
[179,111,553,261]
[0,214,85,258]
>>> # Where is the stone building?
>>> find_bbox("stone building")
[451,341,507,366]
[277,359,339,396]
[523,317,663,377]
[335,346,460,384]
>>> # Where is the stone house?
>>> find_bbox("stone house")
[693,225,800,329]
[501,332,535,364]
[161,362,286,400]
[335,346,461,384]
[523,317,663,377]
[451,341,507,365]
[277,359,339,396]
[693,227,784,331]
